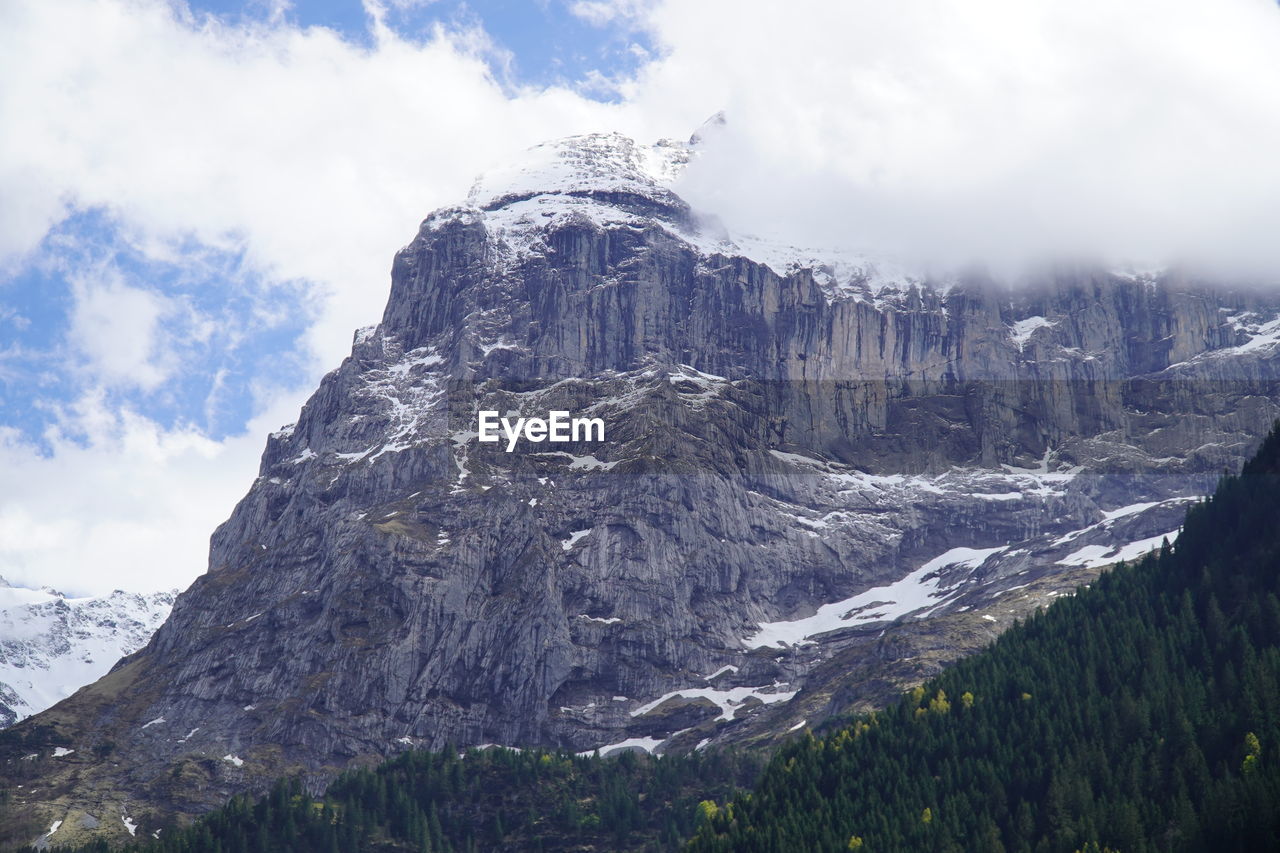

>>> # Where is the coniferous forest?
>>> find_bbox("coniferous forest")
[36,746,761,853]
[36,423,1280,852]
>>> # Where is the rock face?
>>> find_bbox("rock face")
[7,131,1280,846]
[0,579,174,728]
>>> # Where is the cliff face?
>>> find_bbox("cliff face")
[8,132,1280,847]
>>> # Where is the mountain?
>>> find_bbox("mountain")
[5,129,1280,848]
[0,579,174,729]
[687,425,1280,852]
[31,426,1280,853]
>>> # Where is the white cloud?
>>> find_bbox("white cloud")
[374,0,444,13]
[634,0,1280,273]
[69,273,172,391]
[0,389,305,596]
[568,0,655,28]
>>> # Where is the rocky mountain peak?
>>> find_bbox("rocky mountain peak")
[468,131,691,212]
[7,128,1280,847]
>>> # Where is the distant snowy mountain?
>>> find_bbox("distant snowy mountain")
[0,577,174,727]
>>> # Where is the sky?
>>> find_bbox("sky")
[3,0,1280,595]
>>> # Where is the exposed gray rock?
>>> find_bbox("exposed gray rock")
[6,131,1280,845]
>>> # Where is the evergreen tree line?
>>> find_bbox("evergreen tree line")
[686,424,1280,852]
[39,743,760,853]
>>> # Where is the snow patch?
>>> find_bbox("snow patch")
[1102,501,1162,521]
[569,453,618,471]
[561,529,592,550]
[470,743,524,754]
[222,754,244,767]
[745,546,1006,648]
[1009,316,1056,351]
[630,684,798,722]
[530,450,619,471]
[479,337,519,356]
[578,735,666,757]
[1058,529,1180,569]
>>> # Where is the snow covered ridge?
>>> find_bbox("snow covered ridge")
[467,132,689,212]
[0,578,175,727]
[430,130,934,303]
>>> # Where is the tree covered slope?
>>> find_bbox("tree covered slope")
[31,746,760,853]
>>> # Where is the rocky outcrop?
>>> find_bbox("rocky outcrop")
[6,132,1280,848]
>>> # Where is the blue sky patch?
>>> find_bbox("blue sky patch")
[0,209,313,452]
[186,0,653,94]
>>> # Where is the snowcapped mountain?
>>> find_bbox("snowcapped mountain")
[0,578,174,728]
[7,129,1280,846]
